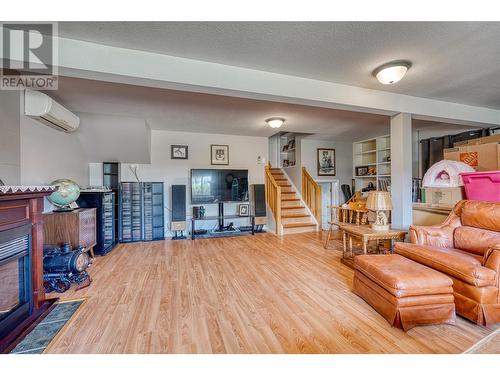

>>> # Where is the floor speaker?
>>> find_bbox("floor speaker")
[171,185,186,232]
[251,184,267,226]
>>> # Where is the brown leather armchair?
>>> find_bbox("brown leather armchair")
[395,200,500,325]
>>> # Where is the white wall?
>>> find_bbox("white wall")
[0,91,21,185]
[120,130,268,235]
[76,113,151,163]
[268,134,279,167]
[20,114,88,187]
[300,138,353,188]
[19,109,153,188]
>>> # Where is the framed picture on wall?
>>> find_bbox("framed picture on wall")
[239,203,249,217]
[171,145,188,159]
[317,148,336,176]
[211,144,229,165]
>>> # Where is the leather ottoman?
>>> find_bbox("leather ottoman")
[353,254,456,331]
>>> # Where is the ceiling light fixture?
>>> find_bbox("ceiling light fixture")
[373,60,412,85]
[266,117,285,129]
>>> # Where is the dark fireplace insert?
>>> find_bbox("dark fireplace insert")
[0,224,32,342]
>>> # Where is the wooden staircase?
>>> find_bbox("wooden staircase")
[266,166,318,235]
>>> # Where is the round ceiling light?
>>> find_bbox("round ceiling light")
[266,117,285,128]
[373,60,412,85]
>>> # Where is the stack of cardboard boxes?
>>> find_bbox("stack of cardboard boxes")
[443,134,500,171]
[423,134,500,207]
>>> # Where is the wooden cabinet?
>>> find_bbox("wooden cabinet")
[43,208,97,253]
[77,192,116,255]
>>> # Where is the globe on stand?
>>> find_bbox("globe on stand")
[48,179,81,212]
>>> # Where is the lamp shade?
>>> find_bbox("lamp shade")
[366,191,393,211]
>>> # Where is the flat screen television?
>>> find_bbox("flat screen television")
[191,169,249,204]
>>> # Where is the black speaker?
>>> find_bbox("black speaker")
[171,185,186,231]
[251,184,266,225]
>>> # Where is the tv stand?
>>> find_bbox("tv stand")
[217,201,225,231]
[214,202,238,232]
[190,212,255,240]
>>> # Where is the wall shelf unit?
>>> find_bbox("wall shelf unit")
[353,135,391,192]
[279,132,297,168]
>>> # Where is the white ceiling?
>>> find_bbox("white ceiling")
[49,77,477,142]
[58,22,500,109]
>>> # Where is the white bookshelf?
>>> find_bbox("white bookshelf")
[353,135,391,192]
[279,132,297,168]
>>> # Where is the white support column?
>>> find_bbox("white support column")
[391,113,413,229]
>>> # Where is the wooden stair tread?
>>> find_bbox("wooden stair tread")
[281,205,304,210]
[283,223,317,228]
[281,198,300,201]
[282,191,296,194]
[281,213,310,218]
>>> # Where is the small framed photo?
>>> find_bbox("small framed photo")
[211,144,229,165]
[317,148,336,176]
[171,145,188,160]
[356,166,369,176]
[239,203,249,217]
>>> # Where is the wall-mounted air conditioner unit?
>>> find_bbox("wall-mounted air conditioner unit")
[24,90,80,133]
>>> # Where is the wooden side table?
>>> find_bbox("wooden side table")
[43,208,97,257]
[338,223,407,268]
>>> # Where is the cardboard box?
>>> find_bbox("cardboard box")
[453,134,500,147]
[444,142,500,171]
[423,187,465,207]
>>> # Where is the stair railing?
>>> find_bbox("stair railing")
[301,166,322,229]
[265,163,282,235]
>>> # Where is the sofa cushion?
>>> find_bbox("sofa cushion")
[354,254,453,298]
[454,226,500,256]
[395,242,497,287]
[461,200,500,232]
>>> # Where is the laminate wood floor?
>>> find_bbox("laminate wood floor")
[46,232,496,354]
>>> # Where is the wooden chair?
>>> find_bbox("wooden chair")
[324,192,368,249]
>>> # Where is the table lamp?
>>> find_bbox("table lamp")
[366,191,393,231]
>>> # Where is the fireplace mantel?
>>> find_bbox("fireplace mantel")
[0,188,57,353]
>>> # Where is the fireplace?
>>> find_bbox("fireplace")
[0,225,32,341]
[0,187,55,353]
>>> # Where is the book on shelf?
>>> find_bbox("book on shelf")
[378,179,391,192]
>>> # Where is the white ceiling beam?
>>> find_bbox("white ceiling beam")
[49,37,500,127]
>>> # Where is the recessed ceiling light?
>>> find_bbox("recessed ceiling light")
[373,60,412,85]
[266,117,285,129]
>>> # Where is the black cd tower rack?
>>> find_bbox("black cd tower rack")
[103,162,120,243]
[118,182,164,243]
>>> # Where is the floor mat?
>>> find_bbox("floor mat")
[463,327,500,354]
[10,299,84,354]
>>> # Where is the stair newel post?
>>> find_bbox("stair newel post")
[276,185,282,236]
[315,184,322,229]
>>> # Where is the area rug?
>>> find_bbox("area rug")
[463,327,500,354]
[10,299,85,354]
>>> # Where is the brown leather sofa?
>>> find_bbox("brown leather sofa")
[395,200,500,326]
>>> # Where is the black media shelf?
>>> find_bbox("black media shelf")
[190,214,255,240]
[103,162,120,244]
